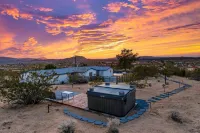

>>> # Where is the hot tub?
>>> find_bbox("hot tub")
[87,83,136,117]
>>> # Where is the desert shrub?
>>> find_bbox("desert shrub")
[170,111,183,124]
[89,77,103,87]
[58,119,76,133]
[157,80,160,82]
[45,64,57,70]
[68,74,80,84]
[0,70,57,105]
[149,83,152,87]
[137,83,146,89]
[190,69,200,81]
[107,118,120,133]
[162,84,166,88]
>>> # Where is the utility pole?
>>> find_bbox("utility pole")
[74,55,77,67]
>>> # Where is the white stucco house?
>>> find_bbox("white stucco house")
[21,66,113,84]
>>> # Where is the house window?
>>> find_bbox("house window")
[89,72,93,77]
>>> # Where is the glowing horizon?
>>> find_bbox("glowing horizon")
[0,0,199,59]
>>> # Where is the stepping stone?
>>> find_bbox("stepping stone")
[171,91,177,94]
[102,122,107,127]
[148,99,157,103]
[137,111,144,115]
[74,115,82,119]
[65,112,71,116]
[159,95,167,98]
[94,121,103,125]
[155,96,164,99]
[140,109,146,112]
[120,119,128,123]
[160,94,168,96]
[120,117,126,120]
[80,117,88,121]
[127,116,135,121]
[70,113,77,118]
[87,119,95,123]
[132,114,140,118]
[64,110,68,114]
[152,97,162,100]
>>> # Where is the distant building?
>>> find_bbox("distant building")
[21,66,113,84]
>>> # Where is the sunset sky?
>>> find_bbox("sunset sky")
[0,0,199,59]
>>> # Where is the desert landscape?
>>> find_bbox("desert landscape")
[0,76,200,133]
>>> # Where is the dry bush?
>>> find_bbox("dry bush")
[170,111,183,124]
[107,118,120,133]
[58,119,76,133]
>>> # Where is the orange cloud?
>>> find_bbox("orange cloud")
[0,5,19,20]
[20,13,33,20]
[0,21,15,51]
[0,4,53,21]
[0,33,15,50]
[37,13,96,35]
[103,2,139,13]
[99,19,113,27]
[36,7,53,12]
[24,37,38,47]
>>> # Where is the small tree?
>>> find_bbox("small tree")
[160,61,175,84]
[116,49,139,71]
[45,64,57,70]
[0,70,57,105]
[132,65,159,84]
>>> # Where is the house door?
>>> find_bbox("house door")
[89,72,93,77]
[96,70,100,76]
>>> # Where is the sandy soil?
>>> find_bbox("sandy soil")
[0,76,200,133]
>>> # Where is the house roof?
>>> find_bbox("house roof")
[27,66,111,75]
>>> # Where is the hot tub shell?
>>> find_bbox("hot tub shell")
[87,84,136,117]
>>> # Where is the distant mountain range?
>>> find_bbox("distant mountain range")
[0,56,199,64]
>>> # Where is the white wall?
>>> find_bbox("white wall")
[50,74,69,84]
[21,72,69,84]
[83,69,97,77]
[100,68,113,77]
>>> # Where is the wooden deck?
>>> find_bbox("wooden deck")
[58,93,88,110]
